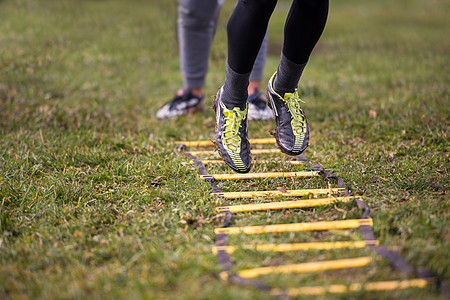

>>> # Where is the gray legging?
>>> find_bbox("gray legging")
[178,0,268,89]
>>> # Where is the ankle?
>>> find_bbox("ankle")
[222,64,250,110]
[273,54,307,95]
[248,80,262,96]
[186,87,203,98]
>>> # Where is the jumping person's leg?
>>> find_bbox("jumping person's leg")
[273,0,329,95]
[214,0,277,173]
[220,0,277,110]
[215,0,329,171]
[267,0,329,155]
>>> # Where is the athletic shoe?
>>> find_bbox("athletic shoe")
[213,87,251,173]
[266,72,309,155]
[156,89,204,119]
[247,89,274,121]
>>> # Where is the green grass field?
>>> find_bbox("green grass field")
[0,0,448,299]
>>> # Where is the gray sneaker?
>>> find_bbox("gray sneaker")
[247,90,274,121]
[266,72,309,155]
[213,87,252,173]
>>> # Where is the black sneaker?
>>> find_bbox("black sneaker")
[156,89,204,119]
[213,87,252,173]
[266,72,309,155]
[247,89,274,121]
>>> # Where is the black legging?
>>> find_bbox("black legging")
[227,0,329,73]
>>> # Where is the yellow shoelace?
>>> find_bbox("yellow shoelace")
[284,91,306,135]
[222,106,247,152]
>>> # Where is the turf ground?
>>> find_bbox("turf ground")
[0,0,448,299]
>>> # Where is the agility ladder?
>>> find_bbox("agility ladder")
[176,138,443,298]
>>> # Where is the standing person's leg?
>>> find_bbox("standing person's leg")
[266,0,329,155]
[214,0,277,173]
[158,0,272,120]
[248,29,268,92]
[179,0,224,92]
[247,31,274,121]
[157,0,223,119]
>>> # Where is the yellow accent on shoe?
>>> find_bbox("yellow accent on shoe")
[282,91,307,152]
[219,102,248,171]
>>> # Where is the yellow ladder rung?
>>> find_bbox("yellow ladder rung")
[271,278,431,296]
[216,197,353,213]
[189,160,223,165]
[176,138,276,147]
[188,149,280,156]
[212,188,343,199]
[190,160,303,165]
[177,140,213,147]
[215,219,373,235]
[237,257,372,278]
[201,171,319,181]
[188,150,217,155]
[212,240,379,254]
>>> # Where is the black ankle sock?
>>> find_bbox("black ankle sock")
[273,53,307,96]
[221,63,250,110]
